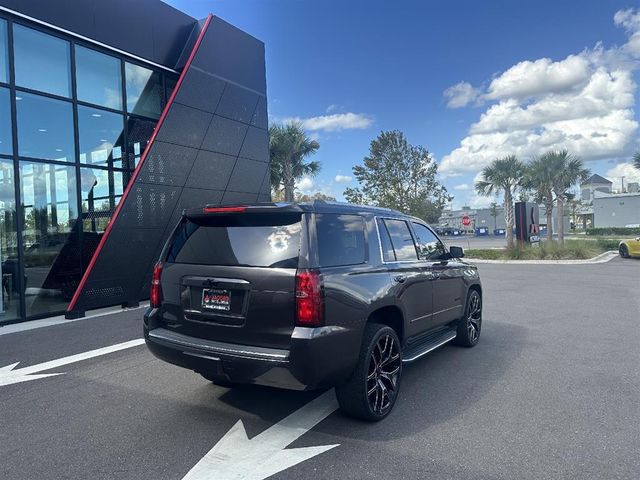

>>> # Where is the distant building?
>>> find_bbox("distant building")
[581,174,612,202]
[593,192,640,228]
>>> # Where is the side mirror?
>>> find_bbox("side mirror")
[449,246,464,258]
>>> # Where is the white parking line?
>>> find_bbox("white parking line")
[182,389,340,480]
[0,339,145,386]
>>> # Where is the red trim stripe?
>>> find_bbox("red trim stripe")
[67,14,214,312]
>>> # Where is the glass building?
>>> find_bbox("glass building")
[0,14,178,323]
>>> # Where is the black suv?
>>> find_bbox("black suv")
[144,201,482,420]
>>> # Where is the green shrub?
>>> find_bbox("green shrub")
[595,238,621,250]
[586,227,640,236]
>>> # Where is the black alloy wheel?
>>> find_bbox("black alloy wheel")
[619,244,629,258]
[336,323,403,421]
[366,332,402,416]
[455,289,482,347]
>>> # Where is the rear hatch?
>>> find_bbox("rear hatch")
[159,206,306,350]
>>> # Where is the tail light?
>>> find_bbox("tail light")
[150,262,163,308]
[295,269,323,327]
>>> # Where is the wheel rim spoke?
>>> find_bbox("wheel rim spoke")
[367,332,402,414]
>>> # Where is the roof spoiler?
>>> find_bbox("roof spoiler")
[183,202,304,218]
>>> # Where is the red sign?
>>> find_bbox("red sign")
[462,215,471,227]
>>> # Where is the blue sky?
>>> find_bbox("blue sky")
[165,0,640,207]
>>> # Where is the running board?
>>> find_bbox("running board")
[402,328,457,363]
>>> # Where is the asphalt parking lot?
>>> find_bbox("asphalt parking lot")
[1,257,639,480]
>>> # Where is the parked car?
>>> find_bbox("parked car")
[619,237,640,258]
[144,201,483,421]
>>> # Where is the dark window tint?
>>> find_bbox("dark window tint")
[78,106,124,167]
[412,223,447,260]
[75,46,122,109]
[16,92,74,161]
[126,62,163,119]
[167,215,302,268]
[126,116,156,169]
[316,214,365,267]
[20,161,79,317]
[0,160,19,321]
[80,168,123,233]
[13,25,71,97]
[383,219,417,261]
[0,20,7,83]
[376,218,395,262]
[0,87,11,155]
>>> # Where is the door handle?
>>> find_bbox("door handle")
[393,274,406,283]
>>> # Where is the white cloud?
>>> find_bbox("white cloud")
[484,55,591,101]
[296,176,314,192]
[283,113,374,132]
[606,162,640,187]
[443,81,480,108]
[326,104,339,113]
[453,183,471,191]
[334,174,353,183]
[440,10,640,178]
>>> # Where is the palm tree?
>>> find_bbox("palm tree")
[549,150,589,244]
[633,151,640,171]
[489,202,499,230]
[475,155,525,248]
[522,153,556,242]
[269,122,320,201]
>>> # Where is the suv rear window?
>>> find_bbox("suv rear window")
[166,213,302,268]
[316,214,366,267]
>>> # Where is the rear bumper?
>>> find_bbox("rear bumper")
[143,308,358,390]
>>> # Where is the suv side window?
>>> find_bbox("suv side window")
[412,222,447,261]
[376,218,396,262]
[383,219,418,261]
[316,214,366,267]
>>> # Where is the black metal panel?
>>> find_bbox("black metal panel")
[0,0,196,69]
[251,96,268,130]
[174,68,225,113]
[226,158,269,194]
[200,115,248,156]
[136,142,198,186]
[239,126,269,162]
[185,150,237,190]
[155,103,212,148]
[68,15,270,314]
[215,83,259,124]
[191,17,266,95]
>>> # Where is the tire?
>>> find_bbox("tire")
[454,289,482,347]
[619,244,629,258]
[199,371,234,388]
[336,323,402,421]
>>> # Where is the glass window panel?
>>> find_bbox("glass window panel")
[16,92,74,161]
[316,214,366,267]
[0,20,8,84]
[78,106,124,167]
[14,24,71,97]
[75,46,123,109]
[80,168,123,233]
[0,87,12,155]
[127,116,156,169]
[412,223,447,261]
[20,161,80,317]
[125,62,162,119]
[0,160,20,321]
[383,219,418,261]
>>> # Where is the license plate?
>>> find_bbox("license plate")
[202,288,231,311]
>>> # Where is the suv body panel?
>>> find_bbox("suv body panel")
[144,201,481,390]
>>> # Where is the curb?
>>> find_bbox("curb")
[467,250,619,265]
